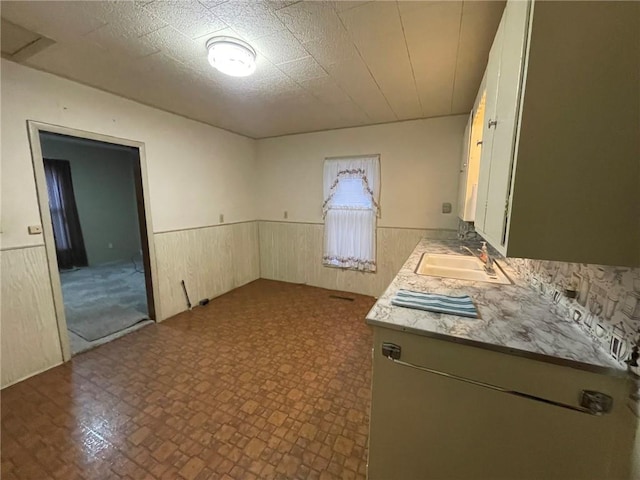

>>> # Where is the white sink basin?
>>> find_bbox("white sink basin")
[416,254,511,285]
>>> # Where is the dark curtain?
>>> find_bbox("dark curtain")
[43,159,88,269]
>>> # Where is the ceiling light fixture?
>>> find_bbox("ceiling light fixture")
[206,36,256,77]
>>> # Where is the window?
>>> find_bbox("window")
[330,178,374,209]
[322,155,380,272]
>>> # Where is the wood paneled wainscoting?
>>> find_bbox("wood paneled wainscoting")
[2,219,446,387]
[153,221,260,320]
[1,221,260,388]
[1,245,64,387]
[258,221,457,298]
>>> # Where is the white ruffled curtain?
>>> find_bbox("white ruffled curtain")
[322,155,380,272]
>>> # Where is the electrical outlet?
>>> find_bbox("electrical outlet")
[28,225,42,235]
[219,213,224,223]
[442,202,452,214]
[284,210,288,219]
[108,243,113,249]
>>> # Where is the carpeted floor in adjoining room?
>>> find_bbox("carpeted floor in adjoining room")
[60,259,151,354]
[1,279,375,480]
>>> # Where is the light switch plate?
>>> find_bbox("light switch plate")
[28,225,42,234]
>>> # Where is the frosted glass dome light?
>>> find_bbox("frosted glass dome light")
[206,37,256,77]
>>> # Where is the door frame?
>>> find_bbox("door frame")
[27,121,160,361]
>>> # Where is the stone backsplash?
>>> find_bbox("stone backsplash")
[504,258,640,367]
[457,220,640,367]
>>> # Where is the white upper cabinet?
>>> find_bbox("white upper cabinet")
[458,75,487,222]
[457,112,474,221]
[475,18,504,234]
[474,0,640,266]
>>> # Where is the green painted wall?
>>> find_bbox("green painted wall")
[40,134,141,266]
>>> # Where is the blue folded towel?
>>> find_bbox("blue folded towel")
[391,289,478,318]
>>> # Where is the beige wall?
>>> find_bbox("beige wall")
[254,116,466,297]
[256,115,467,229]
[0,60,260,387]
[1,59,257,251]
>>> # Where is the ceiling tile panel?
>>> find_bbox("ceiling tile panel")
[329,100,370,125]
[337,1,403,49]
[402,1,463,117]
[85,25,161,59]
[1,1,105,42]
[1,19,40,56]
[336,1,421,119]
[353,31,422,120]
[324,58,396,123]
[451,1,505,113]
[301,30,360,69]
[207,1,285,41]
[197,0,228,8]
[139,25,205,62]
[277,56,328,83]
[0,2,42,33]
[251,29,309,65]
[275,1,345,44]
[26,42,153,103]
[1,0,500,137]
[142,0,227,40]
[246,58,300,93]
[332,1,371,13]
[265,1,302,11]
[233,95,347,137]
[88,2,168,38]
[396,0,437,17]
[299,76,353,105]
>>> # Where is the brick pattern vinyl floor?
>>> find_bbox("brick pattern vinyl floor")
[1,279,375,480]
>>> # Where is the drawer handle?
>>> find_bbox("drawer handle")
[382,347,612,416]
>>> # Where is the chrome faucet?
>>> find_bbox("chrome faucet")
[461,242,496,276]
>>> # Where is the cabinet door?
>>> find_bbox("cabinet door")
[370,357,622,480]
[457,112,473,220]
[368,329,633,480]
[481,0,531,249]
[474,19,503,234]
[504,1,640,266]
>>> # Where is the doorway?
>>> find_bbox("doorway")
[28,122,158,358]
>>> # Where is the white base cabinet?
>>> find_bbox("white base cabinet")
[368,327,635,479]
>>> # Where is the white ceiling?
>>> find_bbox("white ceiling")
[0,1,504,138]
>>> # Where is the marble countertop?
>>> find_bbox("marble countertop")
[366,238,626,376]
